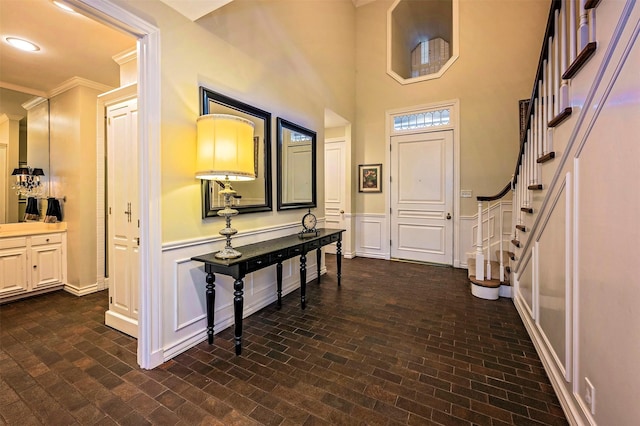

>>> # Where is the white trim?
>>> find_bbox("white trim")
[572,159,580,396]
[565,171,573,383]
[69,0,162,370]
[385,99,460,266]
[48,76,113,98]
[64,282,99,296]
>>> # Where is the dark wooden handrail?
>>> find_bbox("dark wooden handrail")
[477,182,512,202]
[513,0,562,187]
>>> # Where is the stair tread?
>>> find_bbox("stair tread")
[469,276,502,288]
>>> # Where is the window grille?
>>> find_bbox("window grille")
[393,109,451,131]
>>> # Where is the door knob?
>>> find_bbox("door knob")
[340,210,344,214]
[446,213,452,220]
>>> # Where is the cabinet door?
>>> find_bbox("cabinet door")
[0,247,29,296]
[31,243,62,289]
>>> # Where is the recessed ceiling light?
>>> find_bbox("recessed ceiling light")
[5,37,40,52]
[53,1,76,13]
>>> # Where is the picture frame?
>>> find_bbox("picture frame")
[358,164,382,193]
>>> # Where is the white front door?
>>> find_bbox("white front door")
[390,130,453,265]
[324,138,346,254]
[106,98,139,338]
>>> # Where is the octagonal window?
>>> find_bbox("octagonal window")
[387,0,459,84]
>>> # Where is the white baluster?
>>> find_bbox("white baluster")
[499,200,505,283]
[560,2,570,110]
[476,201,485,281]
[588,7,596,43]
[579,0,589,51]
[486,202,492,281]
[569,0,577,63]
[554,9,560,118]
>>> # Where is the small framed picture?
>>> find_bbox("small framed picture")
[358,164,382,193]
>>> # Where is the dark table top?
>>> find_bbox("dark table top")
[191,228,345,267]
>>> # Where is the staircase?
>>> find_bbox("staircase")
[469,0,601,302]
[467,185,513,300]
[469,0,640,424]
[468,249,513,299]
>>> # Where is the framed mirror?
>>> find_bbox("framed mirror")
[276,118,316,210]
[200,87,272,217]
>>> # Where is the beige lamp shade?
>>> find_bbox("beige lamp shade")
[196,114,256,181]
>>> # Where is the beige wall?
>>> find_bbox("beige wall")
[112,0,356,243]
[355,0,548,216]
[49,84,101,290]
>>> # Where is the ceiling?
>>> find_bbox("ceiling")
[0,0,136,99]
[0,0,372,125]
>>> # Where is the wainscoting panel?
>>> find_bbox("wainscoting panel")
[161,224,318,361]
[516,252,534,319]
[355,214,388,259]
[536,178,570,379]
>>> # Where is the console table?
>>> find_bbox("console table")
[191,228,345,355]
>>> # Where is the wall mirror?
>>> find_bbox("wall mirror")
[0,87,50,224]
[276,117,316,210]
[200,87,272,217]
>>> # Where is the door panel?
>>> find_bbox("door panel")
[391,130,453,264]
[107,98,139,333]
[324,140,346,254]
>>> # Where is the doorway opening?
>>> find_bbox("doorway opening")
[69,0,161,369]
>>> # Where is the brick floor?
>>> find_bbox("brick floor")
[0,255,568,425]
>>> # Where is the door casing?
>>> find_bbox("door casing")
[385,100,461,267]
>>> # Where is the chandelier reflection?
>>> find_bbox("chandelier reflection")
[11,167,45,197]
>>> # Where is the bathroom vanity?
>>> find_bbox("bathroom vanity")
[0,222,67,303]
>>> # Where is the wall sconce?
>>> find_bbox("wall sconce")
[196,114,256,259]
[11,166,45,197]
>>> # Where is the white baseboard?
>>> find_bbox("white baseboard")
[105,310,138,338]
[64,282,99,296]
[513,293,585,425]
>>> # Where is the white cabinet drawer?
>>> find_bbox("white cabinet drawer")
[0,237,28,250]
[31,233,63,246]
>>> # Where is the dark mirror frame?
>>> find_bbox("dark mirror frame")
[276,117,317,211]
[200,87,272,217]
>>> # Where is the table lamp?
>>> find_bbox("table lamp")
[196,114,256,259]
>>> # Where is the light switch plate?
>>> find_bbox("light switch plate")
[461,190,472,198]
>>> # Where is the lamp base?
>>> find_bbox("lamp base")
[215,179,242,259]
[215,246,242,259]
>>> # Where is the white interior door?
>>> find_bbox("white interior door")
[391,130,453,265]
[324,139,346,254]
[285,144,312,203]
[106,98,139,338]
